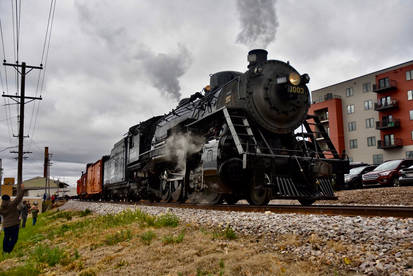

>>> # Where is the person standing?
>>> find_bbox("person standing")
[20,201,29,228]
[0,184,25,253]
[31,202,39,226]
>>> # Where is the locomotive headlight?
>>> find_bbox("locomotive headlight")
[289,72,301,86]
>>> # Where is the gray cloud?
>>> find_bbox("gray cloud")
[236,0,278,49]
[133,45,192,100]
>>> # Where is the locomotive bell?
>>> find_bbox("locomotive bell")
[247,49,268,68]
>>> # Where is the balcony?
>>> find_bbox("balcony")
[374,99,398,111]
[377,138,403,149]
[376,119,400,130]
[373,80,397,93]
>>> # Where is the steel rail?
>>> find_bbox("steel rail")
[83,200,413,218]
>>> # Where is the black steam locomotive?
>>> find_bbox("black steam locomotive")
[79,49,349,206]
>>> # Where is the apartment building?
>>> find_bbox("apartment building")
[309,60,413,164]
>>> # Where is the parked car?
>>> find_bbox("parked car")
[398,165,413,186]
[362,159,413,187]
[344,165,377,189]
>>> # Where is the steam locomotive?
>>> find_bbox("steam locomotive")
[77,49,349,206]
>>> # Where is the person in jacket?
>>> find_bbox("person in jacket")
[0,184,25,253]
[20,201,29,228]
[31,202,39,226]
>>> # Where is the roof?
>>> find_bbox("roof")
[20,177,69,189]
[313,59,413,92]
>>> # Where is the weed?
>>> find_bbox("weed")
[155,213,179,227]
[29,233,46,243]
[31,244,67,267]
[223,226,237,240]
[104,230,132,245]
[212,226,237,240]
[79,268,97,276]
[219,259,225,275]
[162,231,185,245]
[0,263,40,276]
[115,259,128,268]
[140,230,156,245]
[51,211,73,221]
[79,208,92,217]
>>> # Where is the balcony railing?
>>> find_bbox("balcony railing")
[372,80,397,93]
[374,99,398,111]
[377,138,403,149]
[376,119,400,130]
[312,94,341,104]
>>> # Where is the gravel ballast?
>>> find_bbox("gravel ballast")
[60,200,413,275]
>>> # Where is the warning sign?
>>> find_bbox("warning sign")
[4,178,14,185]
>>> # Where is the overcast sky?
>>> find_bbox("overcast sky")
[1,0,412,186]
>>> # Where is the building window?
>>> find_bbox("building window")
[349,139,358,149]
[384,134,395,146]
[408,90,413,100]
[362,82,370,92]
[346,87,353,97]
[373,154,383,165]
[367,136,376,147]
[348,121,356,132]
[407,151,413,159]
[365,118,375,128]
[380,96,391,106]
[410,110,413,120]
[347,104,355,114]
[364,100,373,110]
[406,70,413,81]
[378,77,390,89]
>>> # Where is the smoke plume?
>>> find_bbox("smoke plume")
[236,0,279,49]
[134,45,192,101]
[164,131,205,172]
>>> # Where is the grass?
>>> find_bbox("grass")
[104,230,132,246]
[212,225,237,240]
[0,208,184,274]
[0,206,352,275]
[162,231,185,245]
[140,230,156,245]
[31,244,67,266]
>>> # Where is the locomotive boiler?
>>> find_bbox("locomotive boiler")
[78,49,349,206]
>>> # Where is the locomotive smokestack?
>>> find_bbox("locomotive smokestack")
[247,49,268,68]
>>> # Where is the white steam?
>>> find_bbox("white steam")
[236,0,279,49]
[164,132,205,171]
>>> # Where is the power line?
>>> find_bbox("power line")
[29,0,57,140]
[0,18,14,142]
[29,0,56,138]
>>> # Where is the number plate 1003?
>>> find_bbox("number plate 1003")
[288,86,305,94]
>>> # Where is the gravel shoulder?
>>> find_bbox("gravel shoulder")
[60,191,413,275]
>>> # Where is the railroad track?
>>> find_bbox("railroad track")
[83,200,413,218]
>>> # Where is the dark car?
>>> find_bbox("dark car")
[362,159,413,187]
[398,165,413,186]
[344,165,376,189]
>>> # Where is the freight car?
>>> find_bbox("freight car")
[77,49,349,205]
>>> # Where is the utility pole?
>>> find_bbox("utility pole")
[2,61,42,192]
[43,147,52,198]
